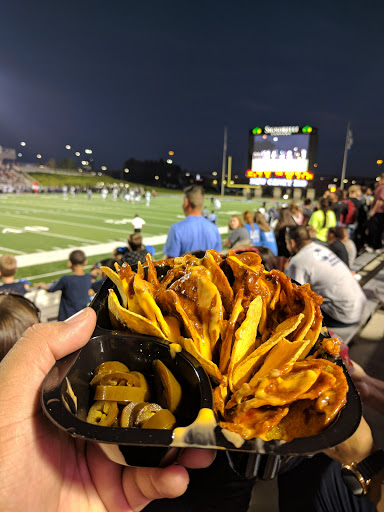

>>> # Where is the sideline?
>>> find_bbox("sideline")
[15,227,228,268]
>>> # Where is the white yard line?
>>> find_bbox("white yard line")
[15,227,228,268]
[0,224,100,244]
[0,246,26,255]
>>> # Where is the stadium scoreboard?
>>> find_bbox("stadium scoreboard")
[246,125,318,188]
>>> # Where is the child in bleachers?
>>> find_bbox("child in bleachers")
[0,255,30,295]
[37,250,92,321]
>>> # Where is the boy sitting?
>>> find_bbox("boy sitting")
[0,255,30,295]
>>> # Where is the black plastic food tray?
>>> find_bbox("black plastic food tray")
[41,274,362,478]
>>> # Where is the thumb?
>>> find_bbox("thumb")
[0,308,96,423]
[122,465,190,511]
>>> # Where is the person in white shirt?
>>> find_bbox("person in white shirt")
[131,214,146,232]
[285,225,366,327]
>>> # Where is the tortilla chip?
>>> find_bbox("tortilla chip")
[292,289,315,342]
[133,274,173,340]
[157,289,209,359]
[101,266,129,308]
[178,336,222,382]
[146,254,160,287]
[219,289,244,374]
[227,296,263,391]
[212,376,229,418]
[230,313,304,391]
[248,337,312,385]
[108,289,166,339]
[298,314,323,360]
[202,250,234,313]
[196,276,224,353]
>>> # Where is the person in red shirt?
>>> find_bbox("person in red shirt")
[367,172,384,252]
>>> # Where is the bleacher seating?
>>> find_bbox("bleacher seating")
[329,252,384,345]
[24,289,61,323]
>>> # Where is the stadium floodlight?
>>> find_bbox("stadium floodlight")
[85,149,93,154]
[75,152,80,157]
[81,160,89,165]
[101,166,107,171]
[20,141,26,146]
[65,145,71,150]
[167,159,173,164]
[17,153,22,157]
[155,175,159,180]
[36,154,42,159]
[124,168,129,173]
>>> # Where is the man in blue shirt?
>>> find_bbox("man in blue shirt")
[163,185,222,258]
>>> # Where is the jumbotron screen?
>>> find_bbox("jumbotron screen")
[247,125,318,187]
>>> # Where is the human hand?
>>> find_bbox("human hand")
[324,417,375,465]
[0,308,215,512]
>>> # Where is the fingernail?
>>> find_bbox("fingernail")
[64,308,89,324]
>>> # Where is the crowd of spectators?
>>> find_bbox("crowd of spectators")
[0,164,33,192]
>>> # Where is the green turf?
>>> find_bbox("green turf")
[0,192,277,284]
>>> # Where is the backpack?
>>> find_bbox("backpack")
[340,199,357,225]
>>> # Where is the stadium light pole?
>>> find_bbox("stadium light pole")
[220,126,227,198]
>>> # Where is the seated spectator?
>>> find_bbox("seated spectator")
[224,216,250,249]
[37,250,93,321]
[326,227,350,268]
[274,207,297,258]
[254,212,278,255]
[288,202,304,225]
[257,246,279,271]
[0,292,40,361]
[339,226,357,268]
[307,225,327,246]
[242,210,261,246]
[120,233,149,266]
[285,226,367,327]
[0,255,30,295]
[308,198,337,242]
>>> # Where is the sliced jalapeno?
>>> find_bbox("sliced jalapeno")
[86,400,118,426]
[141,409,177,430]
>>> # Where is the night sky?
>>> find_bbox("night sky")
[1,1,384,178]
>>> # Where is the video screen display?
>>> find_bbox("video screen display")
[251,133,310,174]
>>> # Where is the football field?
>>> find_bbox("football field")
[0,192,269,284]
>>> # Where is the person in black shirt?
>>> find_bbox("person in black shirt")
[326,227,350,267]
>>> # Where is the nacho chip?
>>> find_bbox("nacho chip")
[133,274,174,340]
[101,266,129,308]
[108,289,166,339]
[202,250,234,313]
[230,313,304,391]
[227,296,263,391]
[249,337,312,384]
[212,376,229,418]
[157,289,209,359]
[219,290,244,374]
[178,336,222,382]
[291,288,315,342]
